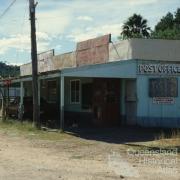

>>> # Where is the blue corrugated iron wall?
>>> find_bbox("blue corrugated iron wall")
[137,76,180,128]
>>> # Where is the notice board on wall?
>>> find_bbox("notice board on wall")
[149,78,178,97]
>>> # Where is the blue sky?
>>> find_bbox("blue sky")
[0,0,179,65]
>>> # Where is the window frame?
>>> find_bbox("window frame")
[47,79,57,103]
[70,79,81,104]
[149,77,178,98]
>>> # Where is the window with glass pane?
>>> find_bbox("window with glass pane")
[47,80,57,102]
[149,78,178,97]
[70,80,80,103]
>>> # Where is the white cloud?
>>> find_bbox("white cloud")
[36,8,73,36]
[0,0,178,64]
[55,45,62,50]
[67,23,122,42]
[0,32,51,55]
[77,16,93,21]
[127,0,158,5]
[0,0,158,38]
[36,32,52,41]
[0,1,73,37]
[8,62,24,66]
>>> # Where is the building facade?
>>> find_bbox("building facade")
[1,35,180,128]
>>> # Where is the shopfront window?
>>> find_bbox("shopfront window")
[149,78,178,97]
[47,80,57,102]
[70,80,80,104]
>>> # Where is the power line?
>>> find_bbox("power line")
[0,0,17,20]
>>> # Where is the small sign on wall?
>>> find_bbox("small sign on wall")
[153,97,175,104]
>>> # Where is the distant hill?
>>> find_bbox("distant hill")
[0,61,20,78]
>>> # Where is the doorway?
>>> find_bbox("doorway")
[92,78,120,127]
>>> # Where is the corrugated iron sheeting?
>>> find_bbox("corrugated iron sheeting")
[76,34,111,67]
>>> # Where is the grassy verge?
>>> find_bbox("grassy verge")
[151,129,180,151]
[0,119,73,141]
[126,129,180,154]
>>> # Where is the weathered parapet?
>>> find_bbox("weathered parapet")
[20,37,180,76]
[20,63,32,76]
[131,38,180,62]
[20,51,76,76]
[109,38,180,62]
[20,49,55,76]
[52,52,76,70]
[20,34,111,76]
[109,40,133,61]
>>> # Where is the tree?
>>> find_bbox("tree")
[152,28,180,40]
[152,8,180,40]
[0,61,20,78]
[155,12,174,32]
[174,8,180,28]
[120,14,151,39]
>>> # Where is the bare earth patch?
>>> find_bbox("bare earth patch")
[0,125,179,180]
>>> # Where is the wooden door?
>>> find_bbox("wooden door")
[92,78,120,127]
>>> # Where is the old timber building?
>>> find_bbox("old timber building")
[1,34,180,128]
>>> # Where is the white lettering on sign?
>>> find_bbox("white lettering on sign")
[138,64,180,75]
[153,97,175,104]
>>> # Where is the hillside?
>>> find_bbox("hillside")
[0,61,20,78]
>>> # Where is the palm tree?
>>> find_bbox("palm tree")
[121,14,151,39]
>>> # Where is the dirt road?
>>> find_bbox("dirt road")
[0,129,179,180]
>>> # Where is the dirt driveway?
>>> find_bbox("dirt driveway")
[0,128,179,180]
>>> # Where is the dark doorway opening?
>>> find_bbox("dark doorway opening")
[92,78,120,127]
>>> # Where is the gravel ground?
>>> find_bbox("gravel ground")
[0,128,179,180]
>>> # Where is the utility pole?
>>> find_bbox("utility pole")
[29,0,40,129]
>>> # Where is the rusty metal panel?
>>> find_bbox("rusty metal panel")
[76,34,111,66]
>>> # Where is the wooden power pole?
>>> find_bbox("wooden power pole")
[29,0,40,129]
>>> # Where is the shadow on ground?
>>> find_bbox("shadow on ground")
[65,126,162,144]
